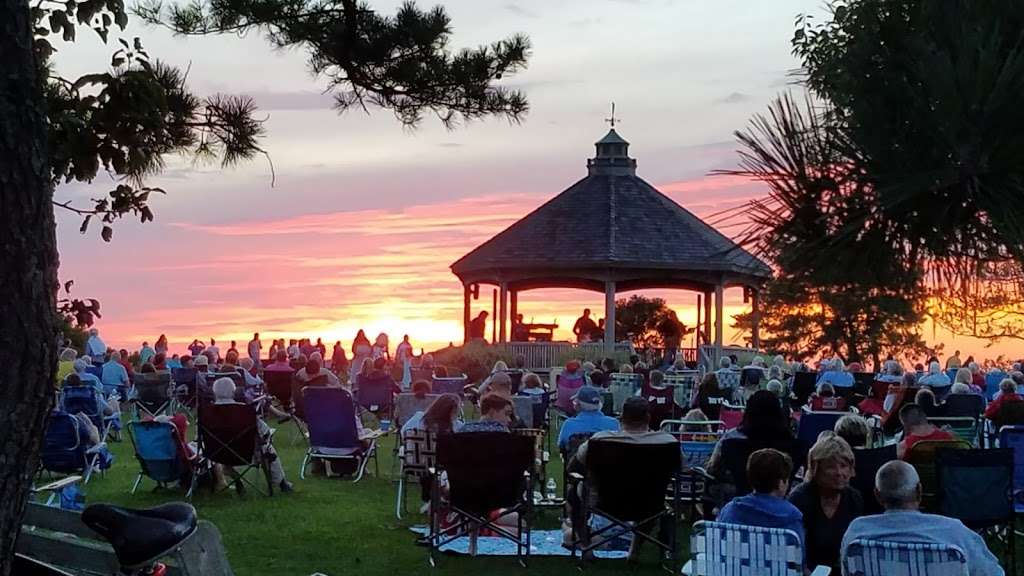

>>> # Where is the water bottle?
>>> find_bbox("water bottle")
[545,478,557,501]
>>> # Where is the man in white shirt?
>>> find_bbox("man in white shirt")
[100,353,130,397]
[85,328,106,360]
[206,338,221,362]
[247,333,261,368]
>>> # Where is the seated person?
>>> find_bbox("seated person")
[63,373,118,416]
[264,350,294,372]
[100,352,131,397]
[556,386,620,452]
[517,372,547,396]
[816,358,855,391]
[211,377,293,493]
[478,370,512,398]
[296,356,341,387]
[356,356,401,395]
[833,414,871,448]
[640,369,679,430]
[914,388,944,417]
[681,408,712,433]
[401,393,462,436]
[840,461,1004,576]
[788,433,863,572]
[692,372,726,421]
[459,393,514,433]
[896,403,954,459]
[70,359,104,396]
[588,370,607,388]
[985,378,1022,420]
[918,360,952,397]
[411,379,432,400]
[568,397,676,559]
[718,448,803,548]
[809,382,847,412]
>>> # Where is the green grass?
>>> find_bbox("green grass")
[79,406,678,576]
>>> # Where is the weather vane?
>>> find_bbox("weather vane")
[605,102,618,128]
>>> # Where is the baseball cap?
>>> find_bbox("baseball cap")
[573,385,602,410]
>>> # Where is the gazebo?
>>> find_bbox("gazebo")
[450,126,772,364]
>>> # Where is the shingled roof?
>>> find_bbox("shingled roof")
[451,129,771,289]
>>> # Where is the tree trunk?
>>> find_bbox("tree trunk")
[0,0,59,574]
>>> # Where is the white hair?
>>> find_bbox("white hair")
[950,382,971,395]
[833,358,846,372]
[928,361,941,374]
[212,377,235,400]
[719,356,732,369]
[239,357,254,370]
[883,360,903,376]
[309,352,323,365]
[876,461,920,508]
[766,379,783,395]
[72,359,88,373]
[773,355,786,368]
[968,362,980,374]
[752,356,765,368]
[1001,378,1017,395]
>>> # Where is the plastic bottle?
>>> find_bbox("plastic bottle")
[545,478,557,501]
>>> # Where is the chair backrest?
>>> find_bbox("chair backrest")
[198,402,259,466]
[797,411,845,448]
[60,386,103,430]
[942,394,984,418]
[263,369,294,407]
[992,398,1024,430]
[128,420,183,483]
[926,417,979,446]
[606,372,641,415]
[689,521,803,576]
[431,376,467,397]
[851,372,875,396]
[585,438,680,520]
[984,371,1007,400]
[134,377,171,415]
[207,371,246,401]
[791,371,818,407]
[171,366,197,385]
[401,430,437,479]
[507,370,524,395]
[302,386,361,451]
[664,371,699,406]
[843,539,968,576]
[395,393,439,428]
[999,425,1024,499]
[357,374,395,412]
[562,431,594,461]
[936,448,1013,529]
[289,374,327,420]
[809,395,846,412]
[436,432,534,515]
[85,365,104,380]
[40,411,86,474]
[555,373,586,412]
[739,367,762,390]
[905,439,971,509]
[853,444,897,515]
[716,370,741,393]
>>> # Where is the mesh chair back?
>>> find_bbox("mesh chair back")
[436,432,534,515]
[198,403,259,466]
[395,393,439,428]
[690,521,803,576]
[134,375,171,415]
[906,439,971,509]
[739,368,762,390]
[791,372,817,407]
[985,371,1007,400]
[927,417,979,446]
[263,369,294,408]
[999,425,1024,510]
[357,374,395,412]
[401,430,437,480]
[431,376,467,396]
[586,438,680,520]
[664,371,699,406]
[936,448,1014,528]
[86,365,104,380]
[943,394,984,418]
[555,374,586,413]
[843,539,968,576]
[302,387,361,451]
[852,372,875,396]
[60,386,104,431]
[129,420,183,483]
[797,411,845,448]
[853,444,897,515]
[507,370,524,395]
[41,411,86,474]
[607,373,641,415]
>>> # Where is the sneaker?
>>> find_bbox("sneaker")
[279,480,294,493]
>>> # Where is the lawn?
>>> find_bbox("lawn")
[71,389,682,575]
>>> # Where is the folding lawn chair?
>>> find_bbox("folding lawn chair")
[395,393,440,429]
[197,402,274,496]
[842,539,967,576]
[791,371,818,408]
[905,438,971,511]
[60,385,114,443]
[171,367,199,411]
[985,371,1007,401]
[299,386,378,481]
[927,416,980,447]
[606,372,641,416]
[683,521,830,576]
[935,447,1015,572]
[999,426,1024,520]
[395,429,437,519]
[133,373,172,419]
[356,373,396,422]
[853,444,897,515]
[572,438,681,570]
[664,371,699,407]
[127,420,201,498]
[39,410,107,484]
[797,410,846,450]
[431,376,468,396]
[429,432,534,567]
[263,369,295,409]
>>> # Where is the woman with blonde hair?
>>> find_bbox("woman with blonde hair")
[788,433,863,572]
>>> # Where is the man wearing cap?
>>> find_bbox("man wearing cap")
[557,385,620,452]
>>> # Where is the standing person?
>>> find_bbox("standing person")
[248,333,262,369]
[228,340,238,355]
[300,338,315,357]
[350,330,373,385]
[139,341,156,364]
[331,341,349,380]
[154,334,169,356]
[188,339,205,357]
[206,338,221,362]
[468,311,489,341]
[945,350,962,370]
[315,337,326,358]
[372,333,390,361]
[572,308,597,343]
[86,328,107,361]
[395,334,414,388]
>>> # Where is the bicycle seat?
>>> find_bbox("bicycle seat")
[82,503,197,568]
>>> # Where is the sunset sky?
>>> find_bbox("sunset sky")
[51,0,1021,361]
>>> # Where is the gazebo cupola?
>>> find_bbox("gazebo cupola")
[587,128,637,176]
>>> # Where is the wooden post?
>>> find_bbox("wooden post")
[703,290,712,348]
[491,288,497,344]
[499,282,508,343]
[510,289,518,340]
[604,280,616,355]
[714,283,724,366]
[751,287,761,352]
[463,283,471,344]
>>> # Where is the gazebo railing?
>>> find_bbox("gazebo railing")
[497,342,634,371]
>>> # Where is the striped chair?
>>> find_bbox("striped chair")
[607,372,642,415]
[843,540,967,576]
[683,521,830,575]
[664,371,700,407]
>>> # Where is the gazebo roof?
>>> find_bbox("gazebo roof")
[451,129,772,292]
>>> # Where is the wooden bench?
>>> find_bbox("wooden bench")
[16,502,234,575]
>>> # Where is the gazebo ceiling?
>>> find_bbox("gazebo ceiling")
[451,129,772,290]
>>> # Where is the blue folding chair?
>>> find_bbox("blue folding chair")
[999,425,1024,516]
[797,410,845,449]
[60,385,114,442]
[843,539,967,576]
[356,373,396,421]
[684,521,829,575]
[127,420,199,497]
[986,371,1008,401]
[300,386,378,481]
[40,410,106,484]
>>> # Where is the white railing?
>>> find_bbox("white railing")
[496,341,634,371]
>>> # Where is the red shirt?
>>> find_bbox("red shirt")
[900,427,954,458]
[985,393,1023,420]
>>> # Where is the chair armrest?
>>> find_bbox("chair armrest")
[680,558,695,576]
[684,466,714,481]
[569,472,584,482]
[809,565,831,576]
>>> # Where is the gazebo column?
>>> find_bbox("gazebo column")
[751,287,761,351]
[703,290,712,347]
[498,282,508,343]
[510,290,518,337]
[714,283,724,365]
[463,283,471,344]
[604,280,616,354]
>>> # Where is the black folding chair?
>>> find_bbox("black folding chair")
[936,447,1015,573]
[852,444,897,515]
[572,439,682,570]
[429,432,534,567]
[133,373,172,418]
[197,402,274,496]
[791,372,817,408]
